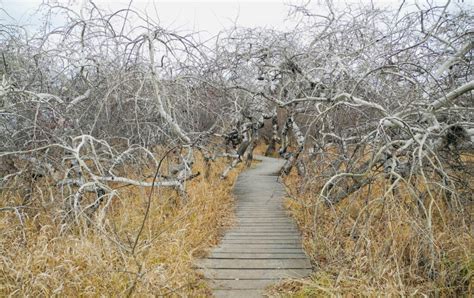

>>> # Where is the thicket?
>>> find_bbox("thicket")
[1,0,472,296]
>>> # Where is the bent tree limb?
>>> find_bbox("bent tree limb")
[265,108,280,156]
[281,115,305,175]
[430,80,474,110]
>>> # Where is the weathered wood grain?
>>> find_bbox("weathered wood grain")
[201,268,312,279]
[209,252,308,259]
[197,258,311,269]
[197,156,312,297]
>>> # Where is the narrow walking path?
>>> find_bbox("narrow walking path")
[197,156,311,297]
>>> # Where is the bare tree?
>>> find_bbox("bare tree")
[0,0,472,294]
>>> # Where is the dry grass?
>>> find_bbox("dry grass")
[275,153,473,296]
[0,151,242,296]
[252,142,269,156]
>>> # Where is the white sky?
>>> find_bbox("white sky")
[0,0,470,38]
[4,0,292,36]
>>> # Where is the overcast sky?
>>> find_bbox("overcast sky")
[7,0,291,35]
[0,0,470,38]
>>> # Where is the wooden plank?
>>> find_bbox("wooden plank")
[197,259,311,269]
[226,229,296,232]
[234,197,283,200]
[237,214,288,217]
[225,231,299,235]
[232,229,298,233]
[235,211,287,214]
[239,213,291,221]
[236,220,294,223]
[234,195,284,198]
[235,189,284,192]
[237,205,283,208]
[225,231,299,234]
[236,203,283,205]
[236,201,284,204]
[235,195,284,197]
[236,215,287,218]
[235,223,297,226]
[236,211,288,214]
[236,203,284,205]
[235,223,296,226]
[235,193,284,196]
[235,222,295,224]
[224,236,300,239]
[233,222,298,229]
[228,231,298,234]
[222,239,301,243]
[230,225,297,228]
[209,252,307,259]
[235,204,284,206]
[235,207,283,209]
[234,193,285,196]
[235,196,284,198]
[216,244,301,250]
[234,225,297,228]
[236,206,285,208]
[236,204,283,206]
[222,235,301,243]
[236,217,290,220]
[235,208,283,210]
[236,180,284,184]
[235,210,286,212]
[236,208,286,211]
[209,279,276,290]
[221,239,301,244]
[236,199,283,201]
[235,210,284,212]
[235,204,282,207]
[234,227,297,230]
[232,224,296,227]
[237,220,293,224]
[236,190,284,192]
[224,235,301,240]
[235,222,296,225]
[212,247,305,253]
[235,180,283,184]
[213,289,263,298]
[235,215,289,218]
[202,268,312,279]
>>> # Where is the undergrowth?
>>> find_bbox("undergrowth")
[0,151,242,296]
[276,152,473,296]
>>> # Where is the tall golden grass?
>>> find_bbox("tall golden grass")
[0,151,242,296]
[280,152,473,296]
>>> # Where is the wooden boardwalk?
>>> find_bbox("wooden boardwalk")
[197,156,311,297]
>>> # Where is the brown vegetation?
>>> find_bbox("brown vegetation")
[0,151,242,296]
[1,1,472,296]
[278,151,473,296]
